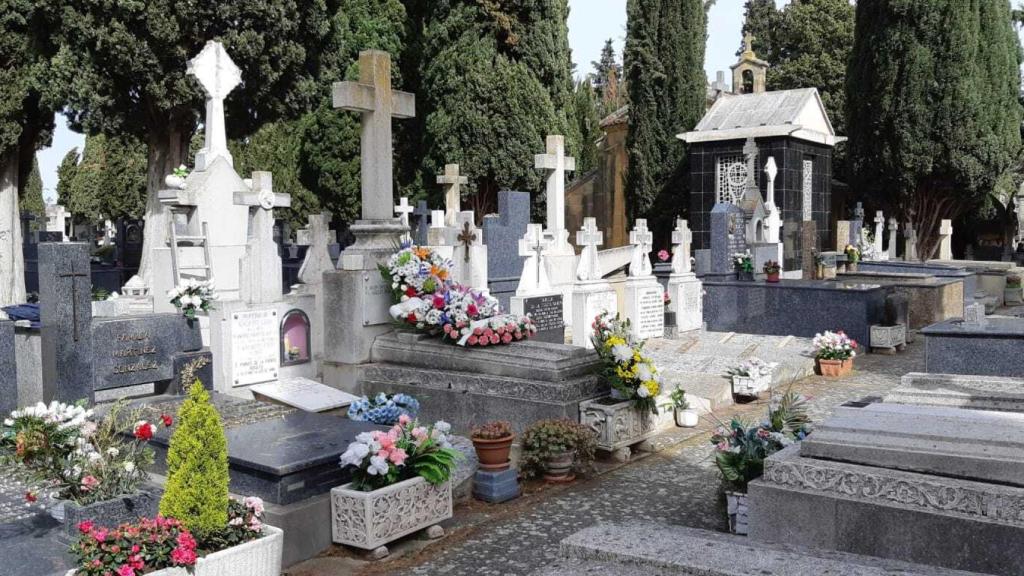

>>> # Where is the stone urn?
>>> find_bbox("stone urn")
[471,435,515,472]
[817,358,854,378]
[675,408,699,428]
[543,450,575,483]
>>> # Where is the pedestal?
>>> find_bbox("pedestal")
[545,250,578,324]
[667,273,702,333]
[624,276,664,340]
[572,280,618,349]
[473,469,520,503]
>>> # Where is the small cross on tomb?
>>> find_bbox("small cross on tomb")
[59,263,89,342]
[437,164,468,227]
[188,41,242,171]
[575,217,604,282]
[671,219,693,274]
[519,223,552,291]
[333,50,415,222]
[535,135,576,239]
[235,172,292,214]
[629,219,654,277]
[394,197,414,242]
[743,32,756,55]
[457,218,478,263]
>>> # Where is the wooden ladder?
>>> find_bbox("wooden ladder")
[168,220,213,286]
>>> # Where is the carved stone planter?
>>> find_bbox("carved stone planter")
[579,397,671,453]
[62,490,158,538]
[66,525,283,576]
[331,477,452,551]
[870,324,907,354]
[731,374,771,399]
[726,491,749,535]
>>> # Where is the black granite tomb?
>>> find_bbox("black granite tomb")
[0,320,17,416]
[39,242,94,405]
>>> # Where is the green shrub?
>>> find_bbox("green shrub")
[520,419,597,478]
[159,379,229,541]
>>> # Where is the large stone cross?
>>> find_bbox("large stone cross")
[188,41,242,171]
[519,223,552,293]
[59,262,89,342]
[575,217,604,281]
[671,219,693,275]
[437,164,468,227]
[535,135,576,248]
[629,219,654,278]
[234,172,291,303]
[297,213,335,286]
[333,50,415,221]
[394,196,414,242]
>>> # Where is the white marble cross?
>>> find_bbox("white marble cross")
[437,164,468,227]
[535,135,576,249]
[939,219,954,260]
[188,41,242,171]
[671,219,693,275]
[628,219,654,278]
[575,217,604,281]
[518,223,552,293]
[297,213,335,285]
[394,197,414,242]
[333,50,415,221]
[873,211,885,255]
[887,217,899,260]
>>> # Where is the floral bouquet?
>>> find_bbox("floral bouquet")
[812,330,857,361]
[710,390,811,491]
[732,252,753,273]
[382,243,536,347]
[591,313,662,414]
[167,278,217,321]
[347,393,420,426]
[339,417,461,492]
[726,358,778,379]
[663,290,672,308]
[71,515,198,576]
[844,244,861,263]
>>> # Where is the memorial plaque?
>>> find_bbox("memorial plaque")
[523,293,565,344]
[231,309,280,387]
[362,271,393,326]
[635,285,665,339]
[251,377,361,413]
[92,315,204,392]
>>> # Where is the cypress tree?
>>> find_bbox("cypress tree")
[573,80,602,175]
[68,135,147,223]
[625,0,706,236]
[21,157,44,218]
[847,0,1022,260]
[591,39,623,115]
[739,0,780,60]
[55,148,79,207]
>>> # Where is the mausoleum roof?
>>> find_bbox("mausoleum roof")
[678,88,845,147]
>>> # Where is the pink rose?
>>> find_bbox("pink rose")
[502,333,513,344]
[490,333,499,344]
[412,427,428,441]
[468,335,478,345]
[658,249,670,262]
[81,475,100,492]
[171,546,197,566]
[117,565,135,576]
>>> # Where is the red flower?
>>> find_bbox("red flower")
[171,546,197,566]
[404,286,417,297]
[467,303,478,316]
[133,421,154,441]
[160,414,173,427]
[24,491,37,503]
[78,520,94,534]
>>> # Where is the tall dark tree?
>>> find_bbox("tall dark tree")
[847,0,1022,260]
[739,0,781,60]
[67,134,147,222]
[42,0,341,282]
[573,80,602,175]
[55,147,79,207]
[21,157,45,218]
[624,0,707,236]
[591,39,623,114]
[233,122,318,232]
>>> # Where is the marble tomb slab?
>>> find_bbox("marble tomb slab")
[922,317,1024,377]
[250,377,360,413]
[886,372,1024,412]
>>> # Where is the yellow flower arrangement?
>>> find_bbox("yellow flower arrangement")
[590,312,662,414]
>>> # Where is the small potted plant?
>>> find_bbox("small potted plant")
[521,419,597,483]
[763,260,781,283]
[470,421,515,472]
[1006,275,1023,305]
[661,387,698,428]
[844,244,861,272]
[711,390,811,535]
[813,330,858,377]
[732,252,754,281]
[164,164,189,190]
[726,358,777,401]
[333,417,460,555]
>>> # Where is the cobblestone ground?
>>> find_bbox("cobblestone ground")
[293,343,924,576]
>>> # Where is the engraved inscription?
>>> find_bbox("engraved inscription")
[231,309,280,387]
[111,331,159,375]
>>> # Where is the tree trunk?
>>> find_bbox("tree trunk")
[137,122,189,288]
[908,180,962,262]
[0,152,26,307]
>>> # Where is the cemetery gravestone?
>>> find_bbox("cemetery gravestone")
[412,200,430,246]
[40,242,94,405]
[800,221,818,279]
[710,203,746,276]
[451,211,488,290]
[887,218,899,260]
[483,191,531,312]
[535,135,577,323]
[668,219,703,333]
[624,220,664,340]
[512,224,564,343]
[0,320,17,416]
[438,164,468,227]
[394,197,415,243]
[904,223,918,262]
[250,377,360,413]
[571,218,617,349]
[230,308,280,387]
[939,220,954,260]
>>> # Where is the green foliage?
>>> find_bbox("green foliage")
[67,135,147,222]
[470,420,513,440]
[847,0,1023,259]
[0,0,56,166]
[624,0,707,237]
[159,379,230,542]
[739,0,781,59]
[55,147,79,207]
[591,39,623,115]
[520,419,597,478]
[573,80,602,176]
[20,157,44,218]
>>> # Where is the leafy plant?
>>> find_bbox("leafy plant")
[591,312,662,414]
[471,421,513,440]
[1008,275,1022,288]
[661,387,689,411]
[812,331,858,361]
[732,252,754,273]
[159,379,229,542]
[763,260,781,274]
[71,516,197,576]
[520,419,597,478]
[91,287,110,302]
[340,419,461,492]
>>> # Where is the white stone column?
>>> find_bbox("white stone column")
[887,217,898,260]
[873,211,885,258]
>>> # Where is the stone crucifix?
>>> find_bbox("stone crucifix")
[394,197,414,243]
[333,50,415,221]
[297,213,335,286]
[873,211,885,255]
[575,217,604,281]
[518,223,552,293]
[437,164,468,227]
[188,41,242,171]
[457,218,478,263]
[59,263,89,342]
[628,219,654,278]
[671,219,693,275]
[535,135,576,250]
[234,172,292,303]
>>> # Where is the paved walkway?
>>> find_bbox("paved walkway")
[289,343,924,576]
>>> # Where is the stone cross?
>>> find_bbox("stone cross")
[575,217,604,281]
[939,219,954,260]
[59,262,89,342]
[887,217,899,260]
[904,222,918,261]
[437,164,468,227]
[411,200,430,246]
[743,32,755,55]
[763,157,781,244]
[457,218,478,263]
[333,50,415,221]
[535,135,576,249]
[518,223,552,293]
[873,211,885,255]
[297,213,335,286]
[188,41,242,171]
[1016,196,1024,247]
[742,138,759,193]
[628,219,654,278]
[394,197,414,242]
[671,219,694,275]
[234,172,291,303]
[853,202,865,222]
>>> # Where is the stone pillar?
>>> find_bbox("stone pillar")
[887,218,899,260]
[668,219,702,332]
[904,222,918,262]
[873,211,885,258]
[939,220,954,260]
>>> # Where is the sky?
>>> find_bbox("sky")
[37,0,764,203]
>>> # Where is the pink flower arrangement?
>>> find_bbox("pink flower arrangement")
[657,249,670,262]
[340,419,460,492]
[70,516,197,576]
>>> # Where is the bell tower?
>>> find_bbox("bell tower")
[731,33,769,94]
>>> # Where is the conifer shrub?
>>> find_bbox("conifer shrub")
[159,378,229,541]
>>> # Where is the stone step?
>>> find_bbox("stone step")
[550,523,983,576]
[888,372,1024,412]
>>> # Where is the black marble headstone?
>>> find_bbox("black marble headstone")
[91,314,203,392]
[0,320,17,416]
[412,200,430,246]
[39,242,94,405]
[522,294,565,344]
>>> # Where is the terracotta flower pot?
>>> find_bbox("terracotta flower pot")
[765,272,780,283]
[472,435,515,472]
[818,358,854,377]
[543,450,576,483]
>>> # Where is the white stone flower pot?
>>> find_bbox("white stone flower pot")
[579,397,673,452]
[731,374,771,398]
[870,323,907,353]
[331,477,452,551]
[726,491,749,535]
[675,408,699,428]
[164,174,187,190]
[66,525,283,576]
